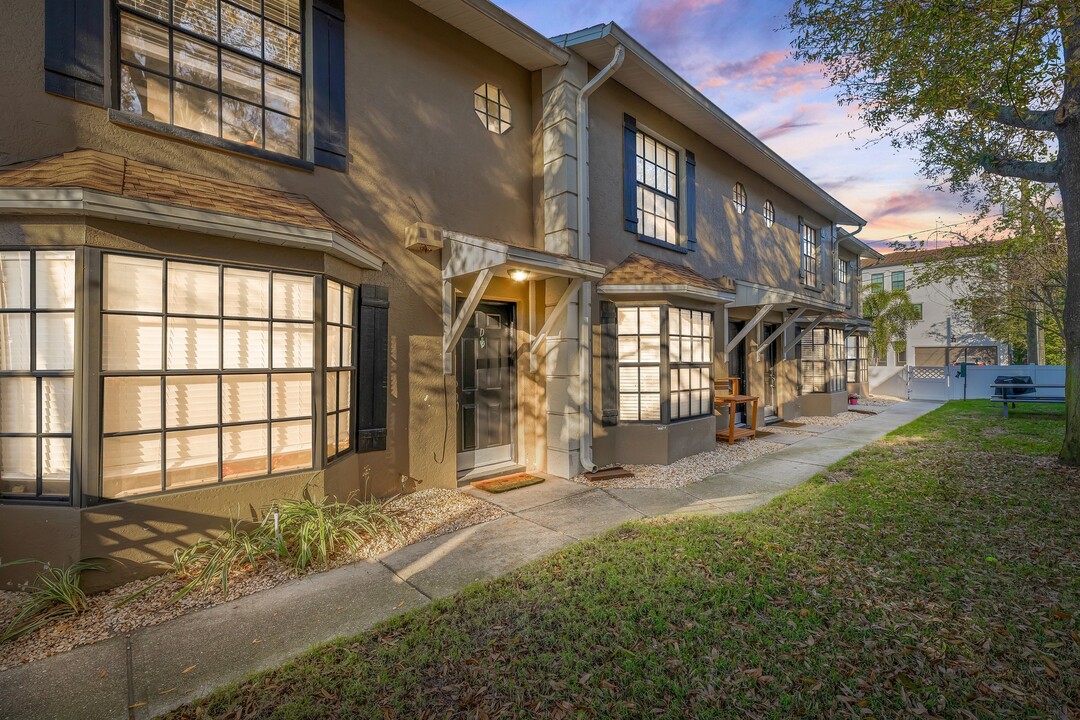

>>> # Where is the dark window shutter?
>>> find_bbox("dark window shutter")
[357,285,389,452]
[623,114,639,234]
[44,0,104,105]
[312,0,348,171]
[600,301,619,427]
[685,150,697,251]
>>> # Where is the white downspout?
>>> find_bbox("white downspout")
[576,45,625,473]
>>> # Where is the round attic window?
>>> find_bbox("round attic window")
[474,84,511,134]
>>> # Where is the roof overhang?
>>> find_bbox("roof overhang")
[553,23,866,227]
[442,230,605,281]
[409,0,569,70]
[598,283,734,304]
[731,280,844,313]
[838,230,884,260]
[0,187,384,270]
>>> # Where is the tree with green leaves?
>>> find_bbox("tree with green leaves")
[863,288,923,365]
[907,182,1067,365]
[788,0,1080,465]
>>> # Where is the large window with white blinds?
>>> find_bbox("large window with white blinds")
[100,254,315,499]
[617,305,714,424]
[0,250,76,500]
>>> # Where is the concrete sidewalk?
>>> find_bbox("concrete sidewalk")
[0,401,940,720]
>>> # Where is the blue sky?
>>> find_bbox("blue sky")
[493,0,974,250]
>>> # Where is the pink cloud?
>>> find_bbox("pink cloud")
[635,0,730,37]
[697,49,826,102]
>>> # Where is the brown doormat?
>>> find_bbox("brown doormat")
[775,421,805,428]
[471,473,545,494]
[755,430,775,438]
[584,466,635,481]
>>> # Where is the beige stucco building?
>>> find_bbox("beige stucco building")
[0,0,878,588]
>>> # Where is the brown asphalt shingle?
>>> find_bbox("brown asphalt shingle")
[0,149,376,256]
[599,253,727,293]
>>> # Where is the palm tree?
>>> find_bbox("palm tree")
[863,288,922,363]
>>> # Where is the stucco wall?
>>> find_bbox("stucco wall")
[586,79,838,297]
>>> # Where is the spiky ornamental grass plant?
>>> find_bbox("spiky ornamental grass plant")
[0,559,103,643]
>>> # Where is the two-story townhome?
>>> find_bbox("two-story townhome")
[0,1,872,587]
[550,25,879,466]
[861,248,1010,397]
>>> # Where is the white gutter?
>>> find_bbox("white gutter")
[576,45,625,474]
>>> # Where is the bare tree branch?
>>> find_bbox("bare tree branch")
[980,156,1061,183]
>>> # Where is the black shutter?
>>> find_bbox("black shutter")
[312,0,348,171]
[685,150,697,251]
[623,114,639,234]
[44,0,104,105]
[600,301,619,427]
[357,285,389,452]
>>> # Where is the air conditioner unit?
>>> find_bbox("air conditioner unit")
[404,222,444,253]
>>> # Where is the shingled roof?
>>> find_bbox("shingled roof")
[0,149,377,258]
[863,245,975,269]
[599,253,727,294]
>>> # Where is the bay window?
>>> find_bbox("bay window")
[846,334,867,384]
[0,250,76,500]
[617,307,661,422]
[117,0,304,157]
[617,305,714,424]
[669,309,713,420]
[100,254,315,499]
[800,327,846,394]
[325,279,355,461]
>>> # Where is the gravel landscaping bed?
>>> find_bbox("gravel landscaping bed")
[0,489,504,672]
[574,439,787,489]
[854,395,903,407]
[800,410,874,427]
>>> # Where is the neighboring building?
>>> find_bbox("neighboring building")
[0,3,872,586]
[861,248,1011,397]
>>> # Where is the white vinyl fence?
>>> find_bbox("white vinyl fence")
[904,364,1066,402]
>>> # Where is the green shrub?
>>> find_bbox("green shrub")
[268,495,400,573]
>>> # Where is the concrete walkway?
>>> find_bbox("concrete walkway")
[0,401,941,720]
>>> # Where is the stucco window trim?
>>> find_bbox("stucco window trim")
[109,110,316,171]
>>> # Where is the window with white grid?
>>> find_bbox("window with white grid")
[99,254,315,499]
[0,250,76,501]
[325,279,355,461]
[635,131,679,246]
[617,306,661,422]
[801,221,819,287]
[116,0,304,157]
[474,84,511,134]
[669,308,713,420]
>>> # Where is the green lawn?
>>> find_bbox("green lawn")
[163,402,1079,719]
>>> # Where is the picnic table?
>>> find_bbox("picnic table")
[990,381,1066,418]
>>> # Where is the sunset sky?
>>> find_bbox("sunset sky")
[494,0,976,251]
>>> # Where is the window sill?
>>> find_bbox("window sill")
[109,110,315,172]
[637,235,689,254]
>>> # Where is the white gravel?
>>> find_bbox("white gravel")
[854,395,902,407]
[0,489,504,672]
[573,439,787,489]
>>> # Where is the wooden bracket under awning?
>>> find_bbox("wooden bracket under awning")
[440,231,605,374]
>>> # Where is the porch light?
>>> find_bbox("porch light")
[510,269,530,282]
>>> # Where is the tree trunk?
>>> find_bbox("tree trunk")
[1057,97,1080,466]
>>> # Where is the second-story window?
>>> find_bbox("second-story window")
[800,221,819,287]
[763,199,775,227]
[870,272,884,292]
[117,0,304,157]
[891,270,906,291]
[635,130,679,246]
[732,182,747,214]
[837,257,849,286]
